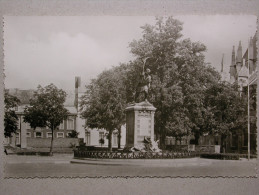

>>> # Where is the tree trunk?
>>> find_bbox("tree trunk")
[160,127,166,150]
[117,126,121,149]
[221,135,226,153]
[108,130,112,152]
[50,128,54,156]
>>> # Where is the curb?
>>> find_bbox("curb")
[70,157,210,167]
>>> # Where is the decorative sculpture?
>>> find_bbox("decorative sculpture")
[135,58,152,102]
[130,137,161,153]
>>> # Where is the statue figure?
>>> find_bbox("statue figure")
[135,68,151,102]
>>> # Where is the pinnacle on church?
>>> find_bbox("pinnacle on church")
[221,54,224,72]
[230,46,237,83]
[236,41,243,64]
[231,46,235,66]
[249,36,254,60]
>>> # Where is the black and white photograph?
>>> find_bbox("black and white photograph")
[3,15,257,178]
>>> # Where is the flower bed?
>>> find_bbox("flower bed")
[74,150,199,159]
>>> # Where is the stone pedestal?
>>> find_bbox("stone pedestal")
[125,101,156,148]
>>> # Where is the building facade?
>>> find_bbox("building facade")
[5,77,126,149]
[227,34,257,154]
[6,105,79,149]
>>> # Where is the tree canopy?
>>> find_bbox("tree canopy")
[4,91,20,137]
[23,84,69,154]
[80,16,248,150]
[127,17,222,147]
[80,65,128,151]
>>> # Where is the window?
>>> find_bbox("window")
[16,132,20,145]
[86,131,91,145]
[17,117,20,130]
[35,132,43,138]
[57,132,64,138]
[67,119,74,130]
[99,132,105,146]
[59,120,64,130]
[99,132,105,140]
[113,133,118,146]
[26,132,31,138]
[26,123,31,129]
[47,132,52,138]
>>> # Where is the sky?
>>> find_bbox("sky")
[4,15,257,90]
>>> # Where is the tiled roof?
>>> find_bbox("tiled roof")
[16,105,77,115]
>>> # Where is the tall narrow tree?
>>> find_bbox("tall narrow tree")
[4,91,20,138]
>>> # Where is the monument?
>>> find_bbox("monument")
[125,100,156,148]
[125,59,157,149]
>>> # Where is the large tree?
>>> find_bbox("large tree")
[4,91,20,138]
[128,17,221,148]
[204,82,247,151]
[23,84,69,155]
[80,66,127,151]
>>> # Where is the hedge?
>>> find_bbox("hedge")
[200,153,257,160]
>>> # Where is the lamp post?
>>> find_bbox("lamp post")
[247,39,250,161]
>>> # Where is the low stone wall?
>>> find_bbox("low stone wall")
[27,138,79,148]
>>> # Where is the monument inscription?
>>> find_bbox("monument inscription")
[125,101,156,148]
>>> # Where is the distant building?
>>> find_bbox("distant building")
[227,34,257,154]
[229,35,257,91]
[5,77,126,149]
[5,105,78,149]
[184,34,257,154]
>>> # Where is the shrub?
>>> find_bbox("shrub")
[67,130,79,138]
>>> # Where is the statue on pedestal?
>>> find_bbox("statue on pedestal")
[135,59,152,103]
[125,57,157,149]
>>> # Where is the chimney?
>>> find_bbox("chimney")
[74,76,81,111]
